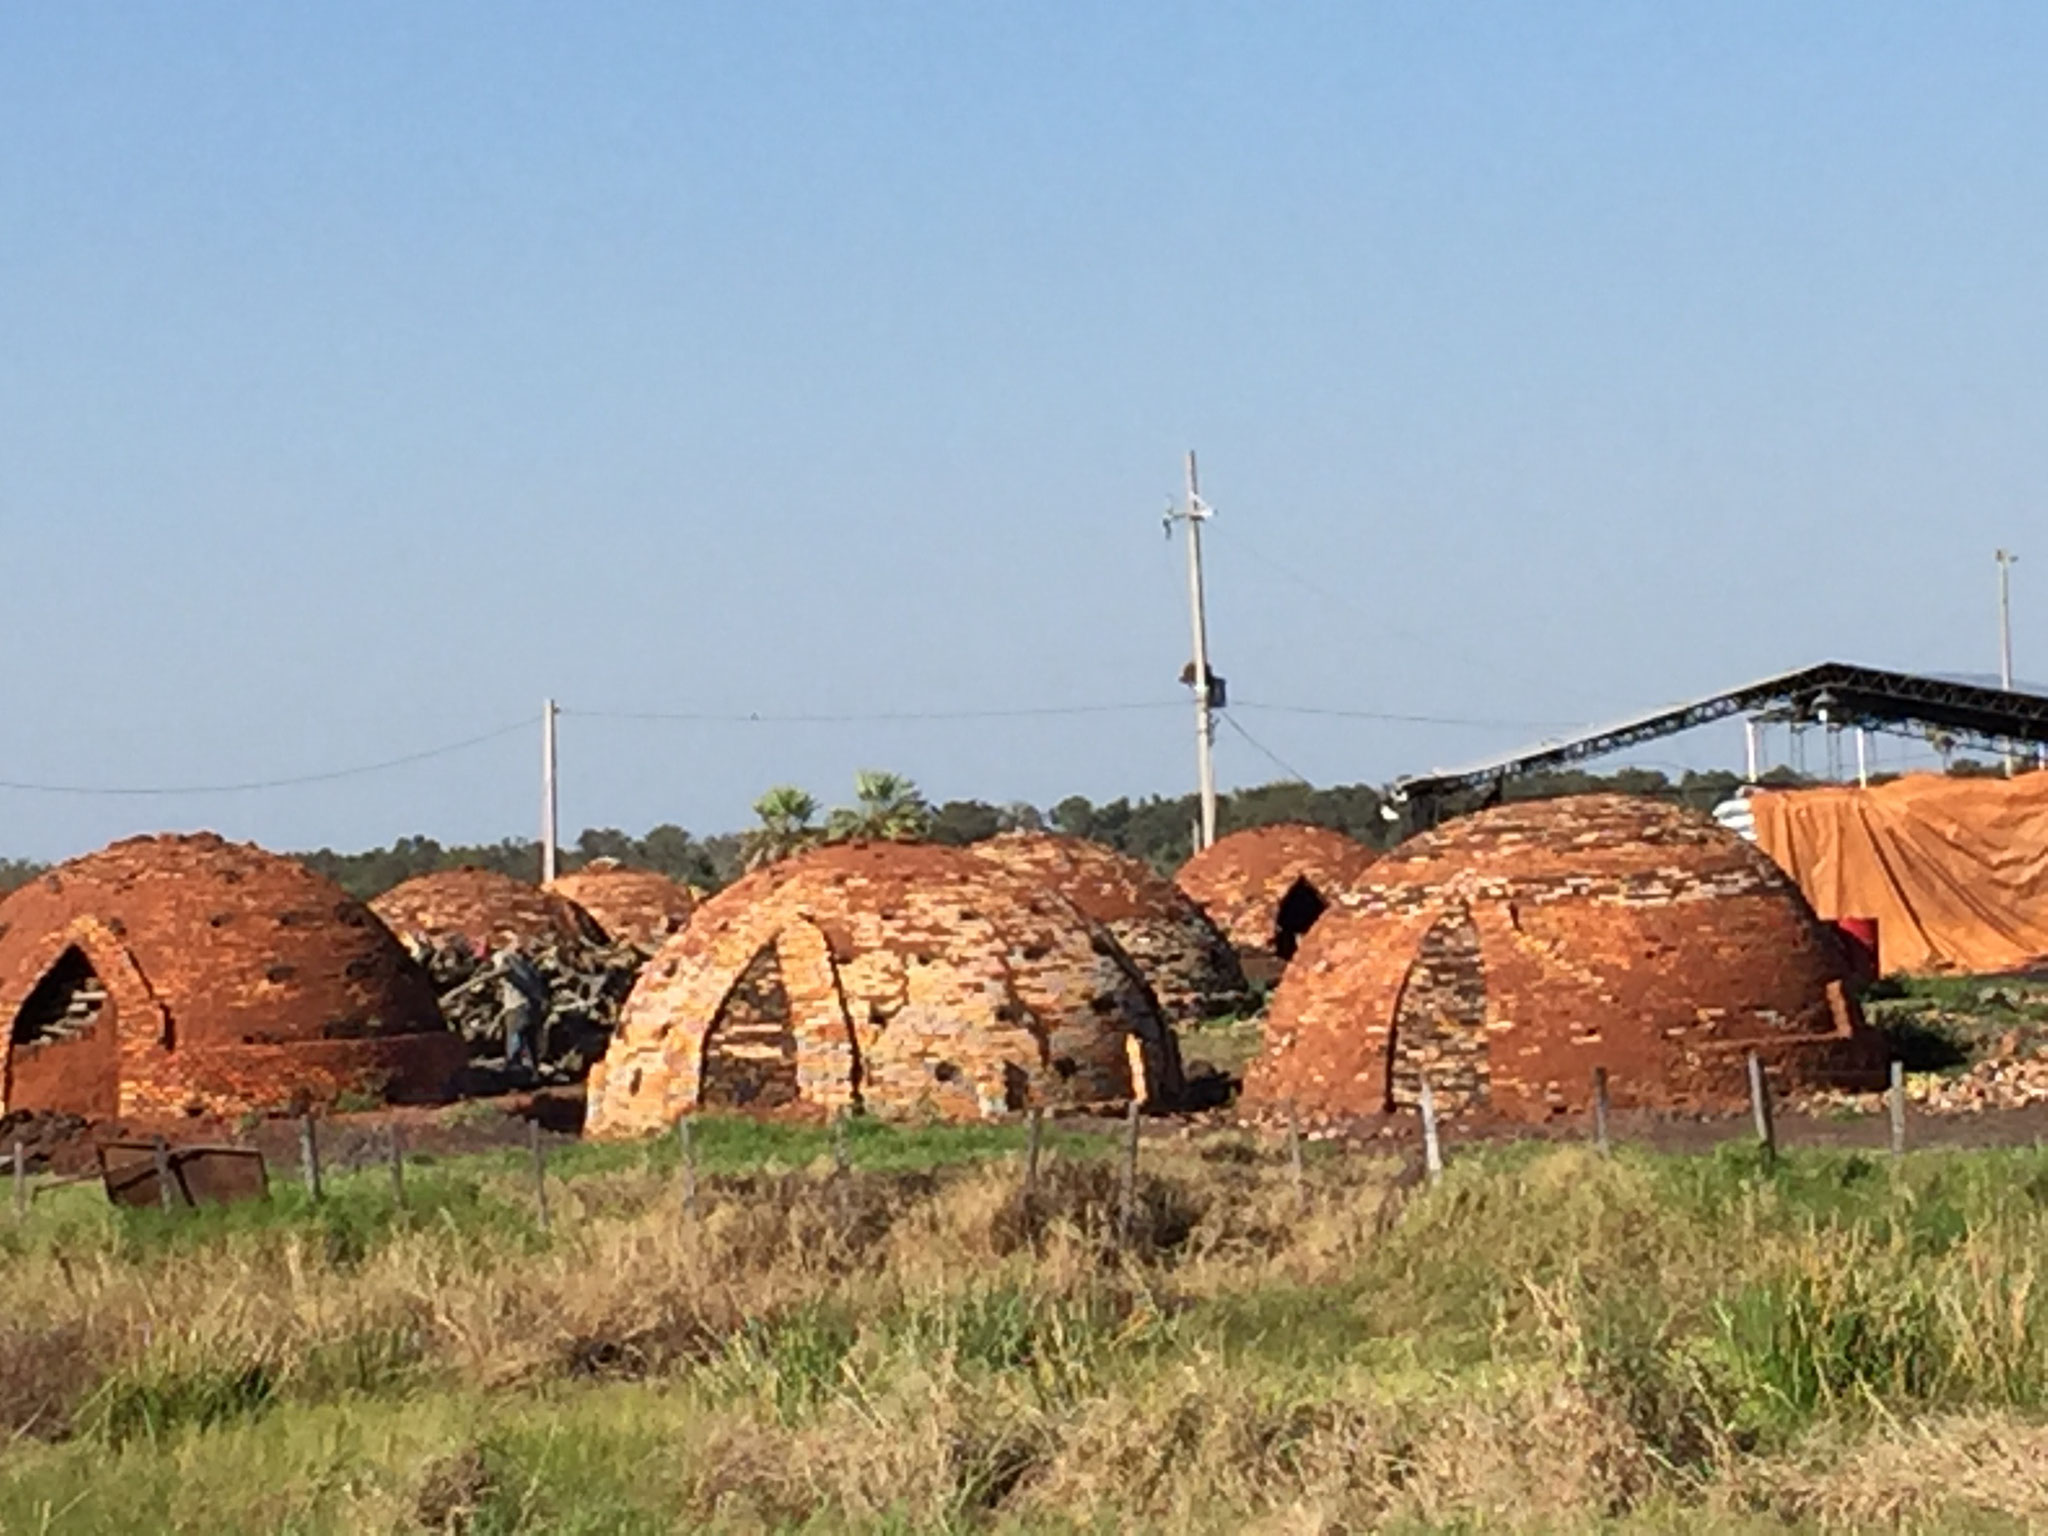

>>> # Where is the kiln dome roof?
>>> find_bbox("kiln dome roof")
[587,840,1181,1134]
[1243,796,1884,1122]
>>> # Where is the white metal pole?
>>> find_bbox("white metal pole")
[1184,451,1218,852]
[540,698,559,884]
[1744,718,1760,782]
[1856,727,1869,788]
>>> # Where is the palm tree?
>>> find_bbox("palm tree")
[742,785,823,871]
[826,770,932,843]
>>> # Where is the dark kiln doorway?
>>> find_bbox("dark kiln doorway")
[1271,877,1329,962]
[699,944,801,1110]
[7,945,120,1117]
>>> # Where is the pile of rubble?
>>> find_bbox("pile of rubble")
[407,935,646,1083]
[1903,1054,2048,1113]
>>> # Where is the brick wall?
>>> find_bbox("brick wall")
[1174,824,1379,979]
[1245,796,1887,1122]
[371,868,604,953]
[586,841,1181,1137]
[0,834,461,1119]
[969,833,1251,1024]
[545,865,696,952]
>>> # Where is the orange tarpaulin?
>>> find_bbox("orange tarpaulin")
[1750,772,2048,976]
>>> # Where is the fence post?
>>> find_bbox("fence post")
[1889,1058,1907,1158]
[1287,1100,1305,1202]
[11,1137,24,1221]
[1024,1107,1043,1199]
[1418,1077,1444,1185]
[1592,1067,1611,1156]
[1118,1099,1141,1246]
[529,1119,551,1233]
[1747,1052,1777,1167]
[387,1127,407,1208]
[677,1115,698,1224]
[152,1136,177,1214]
[298,1114,323,1203]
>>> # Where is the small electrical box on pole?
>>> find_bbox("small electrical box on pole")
[1165,451,1222,852]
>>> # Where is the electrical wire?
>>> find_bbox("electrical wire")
[1233,700,1585,731]
[561,701,1185,724]
[1221,713,1313,785]
[0,692,1581,804]
[1207,522,1611,714]
[0,719,533,798]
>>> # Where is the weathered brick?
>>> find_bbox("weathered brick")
[545,862,697,953]
[0,834,464,1120]
[1243,796,1887,1122]
[371,868,604,953]
[585,841,1182,1136]
[968,833,1251,1024]
[1174,824,1379,981]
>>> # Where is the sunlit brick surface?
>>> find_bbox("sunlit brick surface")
[546,863,698,952]
[371,867,604,953]
[1173,823,1380,978]
[585,841,1181,1136]
[1244,796,1887,1122]
[968,833,1250,1024]
[0,834,462,1119]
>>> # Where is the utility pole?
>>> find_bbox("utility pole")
[1998,549,2018,776]
[540,698,559,883]
[1170,451,1219,851]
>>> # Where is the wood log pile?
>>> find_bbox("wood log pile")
[408,935,645,1081]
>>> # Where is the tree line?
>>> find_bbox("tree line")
[0,762,1849,901]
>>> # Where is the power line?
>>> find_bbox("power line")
[1209,522,1610,713]
[0,692,1580,804]
[0,719,532,798]
[1221,713,1313,785]
[561,701,1185,724]
[1234,700,1584,731]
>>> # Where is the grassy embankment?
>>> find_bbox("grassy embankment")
[8,1115,2048,1532]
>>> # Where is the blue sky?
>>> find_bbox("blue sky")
[2,4,2044,861]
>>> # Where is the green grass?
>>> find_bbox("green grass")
[16,1130,2048,1530]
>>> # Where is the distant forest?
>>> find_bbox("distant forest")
[0,764,1845,900]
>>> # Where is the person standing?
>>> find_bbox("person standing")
[491,937,549,1076]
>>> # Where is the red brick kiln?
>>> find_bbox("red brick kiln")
[585,840,1183,1136]
[0,834,463,1120]
[1242,795,1888,1122]
[968,833,1251,1024]
[545,862,697,952]
[1173,823,1380,980]
[370,868,603,954]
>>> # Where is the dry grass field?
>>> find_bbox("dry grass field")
[6,1116,2048,1532]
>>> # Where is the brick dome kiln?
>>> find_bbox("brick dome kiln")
[585,840,1182,1136]
[968,833,1251,1024]
[1243,795,1887,1122]
[370,868,603,954]
[1174,823,1379,981]
[0,834,463,1120]
[545,862,697,952]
